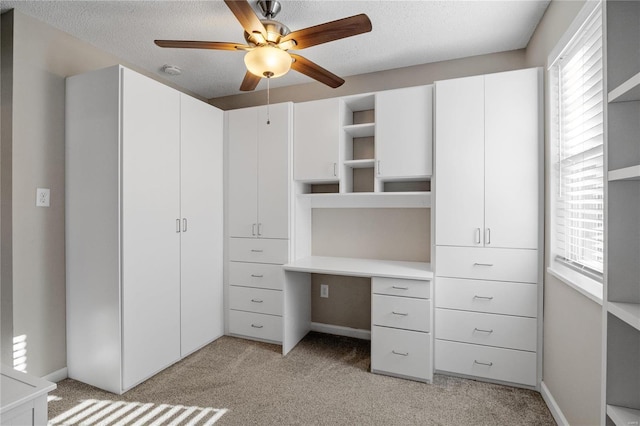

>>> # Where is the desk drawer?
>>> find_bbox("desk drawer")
[229,286,282,316]
[436,277,537,317]
[436,246,538,283]
[229,238,288,264]
[372,277,430,299]
[371,326,431,382]
[435,309,537,351]
[372,295,430,332]
[228,310,282,343]
[229,262,284,291]
[435,339,537,386]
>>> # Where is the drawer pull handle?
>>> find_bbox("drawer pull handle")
[473,295,494,300]
[392,311,409,316]
[251,324,263,329]
[392,286,409,290]
[474,328,494,333]
[392,350,409,356]
[474,360,493,367]
[473,263,494,267]
[251,299,263,303]
[251,274,264,278]
[251,249,264,253]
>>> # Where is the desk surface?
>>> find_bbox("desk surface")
[1,366,56,414]
[283,256,433,280]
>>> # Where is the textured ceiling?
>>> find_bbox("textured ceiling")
[1,0,550,99]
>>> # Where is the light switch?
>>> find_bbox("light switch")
[36,188,50,207]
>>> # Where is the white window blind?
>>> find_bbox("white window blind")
[554,4,604,277]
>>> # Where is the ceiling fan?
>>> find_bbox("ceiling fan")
[154,0,372,91]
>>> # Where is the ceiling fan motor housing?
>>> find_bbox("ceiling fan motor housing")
[244,19,290,46]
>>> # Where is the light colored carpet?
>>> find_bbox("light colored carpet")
[48,332,555,425]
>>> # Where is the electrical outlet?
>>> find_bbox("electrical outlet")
[36,188,50,207]
[320,284,329,298]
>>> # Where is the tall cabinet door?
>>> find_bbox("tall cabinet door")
[485,69,540,249]
[376,85,433,178]
[257,103,291,239]
[120,68,181,389]
[435,75,485,247]
[228,107,259,238]
[179,94,224,356]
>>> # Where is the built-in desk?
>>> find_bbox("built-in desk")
[1,366,57,425]
[283,256,434,382]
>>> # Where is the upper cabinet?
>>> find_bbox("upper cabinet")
[294,98,341,183]
[228,102,292,239]
[376,85,433,180]
[435,69,541,249]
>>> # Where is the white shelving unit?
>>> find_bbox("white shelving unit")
[604,1,640,423]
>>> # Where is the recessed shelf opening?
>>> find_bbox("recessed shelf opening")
[383,180,431,192]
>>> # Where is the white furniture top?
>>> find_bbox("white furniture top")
[1,366,56,414]
[283,256,433,280]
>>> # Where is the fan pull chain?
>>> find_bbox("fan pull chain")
[266,76,271,125]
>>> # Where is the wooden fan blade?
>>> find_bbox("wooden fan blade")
[224,0,267,36]
[154,40,250,51]
[281,14,372,50]
[290,54,345,88]
[240,71,261,91]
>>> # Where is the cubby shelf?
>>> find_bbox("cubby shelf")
[609,165,640,181]
[297,191,431,209]
[343,122,375,138]
[609,71,640,103]
[607,404,640,426]
[344,159,375,169]
[608,302,640,332]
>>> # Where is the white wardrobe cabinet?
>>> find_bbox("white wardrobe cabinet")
[435,69,540,250]
[375,85,433,179]
[293,98,341,182]
[66,65,223,394]
[228,103,291,239]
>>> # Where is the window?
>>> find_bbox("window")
[550,2,604,280]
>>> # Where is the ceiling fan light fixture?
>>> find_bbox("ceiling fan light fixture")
[244,45,291,78]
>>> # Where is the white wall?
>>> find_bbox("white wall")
[525,1,603,424]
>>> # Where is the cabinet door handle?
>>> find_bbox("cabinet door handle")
[251,299,263,303]
[257,223,262,236]
[377,160,381,175]
[473,328,494,333]
[176,219,181,233]
[392,286,409,290]
[392,311,409,316]
[252,223,256,236]
[475,228,481,244]
[392,350,409,356]
[251,274,264,278]
[473,263,494,267]
[251,249,264,253]
[473,295,494,300]
[486,228,491,245]
[474,360,493,367]
[183,218,187,233]
[251,324,263,329]
[333,163,337,177]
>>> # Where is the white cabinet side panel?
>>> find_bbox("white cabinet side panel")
[485,68,540,249]
[180,95,224,356]
[435,76,485,247]
[65,65,122,393]
[227,107,259,237]
[121,68,181,390]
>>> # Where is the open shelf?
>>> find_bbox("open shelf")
[609,71,640,103]
[608,302,640,332]
[343,123,375,138]
[297,191,431,209]
[344,159,375,169]
[609,165,640,181]
[607,404,640,426]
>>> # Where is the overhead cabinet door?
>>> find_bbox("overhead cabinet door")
[121,68,181,389]
[435,75,485,247]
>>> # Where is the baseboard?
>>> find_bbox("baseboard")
[541,381,569,426]
[43,367,68,383]
[310,322,371,341]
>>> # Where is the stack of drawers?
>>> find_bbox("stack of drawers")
[371,277,432,382]
[434,246,539,387]
[228,238,288,343]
